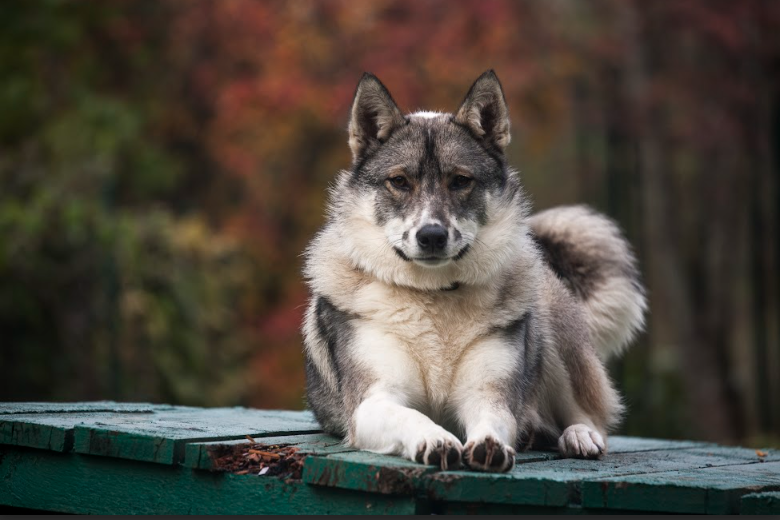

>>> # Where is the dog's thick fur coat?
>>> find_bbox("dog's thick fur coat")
[303,71,647,472]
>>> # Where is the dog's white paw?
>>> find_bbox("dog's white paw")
[463,436,516,472]
[412,427,463,470]
[558,424,605,459]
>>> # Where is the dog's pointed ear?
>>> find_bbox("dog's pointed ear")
[454,70,511,151]
[348,73,405,162]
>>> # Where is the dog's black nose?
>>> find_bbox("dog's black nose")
[416,224,448,253]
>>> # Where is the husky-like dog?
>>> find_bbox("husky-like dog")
[303,71,646,472]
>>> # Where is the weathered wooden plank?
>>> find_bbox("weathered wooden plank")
[0,401,170,415]
[1,415,74,452]
[433,502,648,515]
[581,461,780,514]
[514,450,558,463]
[430,502,578,515]
[296,435,709,506]
[72,408,321,465]
[296,436,711,506]
[0,446,417,514]
[741,491,780,514]
[425,468,573,508]
[608,436,708,453]
[684,445,777,463]
[1,407,321,463]
[4,402,777,515]
[1,412,157,452]
[0,404,205,452]
[0,403,180,451]
[303,451,438,496]
[422,448,774,508]
[184,433,354,470]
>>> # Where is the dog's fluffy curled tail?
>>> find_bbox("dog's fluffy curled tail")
[529,205,647,360]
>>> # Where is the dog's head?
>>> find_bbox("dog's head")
[328,71,529,290]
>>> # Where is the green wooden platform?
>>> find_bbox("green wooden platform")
[1,402,778,515]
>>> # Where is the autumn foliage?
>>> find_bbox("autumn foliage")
[1,0,779,446]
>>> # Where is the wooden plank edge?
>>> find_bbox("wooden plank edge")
[0,445,417,514]
[0,402,166,415]
[183,433,354,470]
[302,453,437,496]
[303,447,780,510]
[580,461,780,514]
[741,491,780,514]
[0,420,73,452]
[73,426,323,465]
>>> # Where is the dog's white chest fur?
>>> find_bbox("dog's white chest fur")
[351,280,494,416]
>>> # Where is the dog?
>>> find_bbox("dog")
[302,70,646,472]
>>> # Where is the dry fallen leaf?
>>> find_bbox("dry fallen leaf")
[248,449,281,460]
[209,442,305,479]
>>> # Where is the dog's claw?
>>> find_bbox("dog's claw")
[414,433,463,470]
[463,436,515,472]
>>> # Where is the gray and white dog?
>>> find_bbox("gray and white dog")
[302,70,646,472]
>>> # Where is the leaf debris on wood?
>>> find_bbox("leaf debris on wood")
[209,442,306,480]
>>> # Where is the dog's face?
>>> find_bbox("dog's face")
[330,71,527,289]
[352,111,507,268]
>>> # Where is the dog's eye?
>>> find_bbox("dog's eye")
[389,176,409,190]
[451,175,473,190]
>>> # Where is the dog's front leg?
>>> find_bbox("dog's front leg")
[353,391,463,469]
[349,326,463,470]
[451,335,518,472]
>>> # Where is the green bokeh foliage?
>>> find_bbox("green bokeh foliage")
[0,0,251,406]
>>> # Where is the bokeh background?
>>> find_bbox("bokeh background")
[1,0,778,448]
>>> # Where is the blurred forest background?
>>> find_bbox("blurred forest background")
[1,0,778,448]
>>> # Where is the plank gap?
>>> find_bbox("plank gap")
[171,429,324,464]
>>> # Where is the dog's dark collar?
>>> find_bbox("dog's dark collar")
[441,282,461,291]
